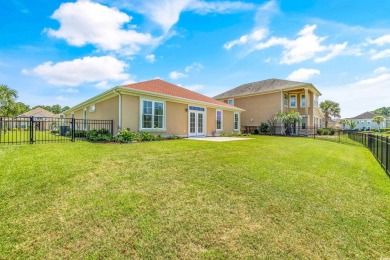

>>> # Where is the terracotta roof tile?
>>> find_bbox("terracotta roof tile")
[120,79,238,109]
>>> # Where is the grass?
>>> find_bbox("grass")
[0,130,71,143]
[0,136,389,258]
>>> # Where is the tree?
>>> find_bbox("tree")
[372,115,385,130]
[320,100,341,128]
[346,120,357,130]
[0,85,19,117]
[373,107,390,116]
[275,110,302,135]
[339,119,348,130]
[32,104,70,114]
[61,106,70,112]
[51,104,62,114]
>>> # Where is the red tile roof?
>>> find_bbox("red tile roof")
[120,79,238,109]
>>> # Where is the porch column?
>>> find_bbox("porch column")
[305,88,309,134]
[280,91,284,113]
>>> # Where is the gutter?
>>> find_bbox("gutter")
[113,88,122,130]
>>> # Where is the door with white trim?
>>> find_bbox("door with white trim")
[188,106,205,137]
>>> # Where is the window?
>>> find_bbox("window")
[314,116,319,128]
[300,94,306,107]
[290,95,297,108]
[356,121,359,124]
[368,121,371,125]
[142,100,164,129]
[301,116,307,129]
[89,105,96,112]
[228,99,234,106]
[234,112,239,131]
[283,93,288,107]
[189,106,205,111]
[314,95,318,107]
[216,110,223,130]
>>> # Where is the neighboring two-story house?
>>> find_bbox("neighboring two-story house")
[214,79,324,132]
[343,111,388,130]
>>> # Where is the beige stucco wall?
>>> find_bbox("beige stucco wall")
[207,107,216,135]
[232,92,281,127]
[223,110,235,133]
[122,95,139,132]
[166,101,188,136]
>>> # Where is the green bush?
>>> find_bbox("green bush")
[317,128,324,135]
[379,127,390,132]
[259,122,270,134]
[86,128,113,142]
[317,128,335,136]
[115,130,138,143]
[139,132,155,141]
[51,130,59,134]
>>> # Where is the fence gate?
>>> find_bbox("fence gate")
[0,117,113,145]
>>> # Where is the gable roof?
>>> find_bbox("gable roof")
[213,78,321,99]
[17,107,55,118]
[120,79,236,109]
[349,111,385,120]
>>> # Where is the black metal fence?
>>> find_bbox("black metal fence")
[0,117,113,144]
[349,132,390,177]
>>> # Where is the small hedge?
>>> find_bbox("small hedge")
[317,128,335,136]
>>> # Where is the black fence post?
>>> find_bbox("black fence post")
[111,120,114,136]
[71,118,75,142]
[0,117,2,141]
[29,116,34,144]
[386,137,389,173]
[376,135,379,160]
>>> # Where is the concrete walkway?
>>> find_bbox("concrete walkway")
[186,137,252,142]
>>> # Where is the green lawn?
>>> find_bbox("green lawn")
[0,136,389,258]
[0,130,71,143]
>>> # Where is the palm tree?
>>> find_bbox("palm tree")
[372,115,385,131]
[339,119,348,130]
[320,100,341,128]
[275,111,302,135]
[0,85,19,118]
[346,120,357,130]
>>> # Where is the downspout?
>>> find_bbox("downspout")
[113,89,122,130]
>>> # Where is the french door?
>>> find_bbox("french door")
[189,111,204,137]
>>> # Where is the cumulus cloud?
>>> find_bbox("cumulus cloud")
[22,56,130,87]
[287,68,320,82]
[370,49,390,60]
[100,0,255,33]
[322,68,390,118]
[224,0,278,50]
[47,1,157,55]
[145,54,156,63]
[368,34,390,46]
[169,71,187,80]
[184,62,203,72]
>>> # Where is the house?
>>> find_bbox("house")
[213,79,324,130]
[12,107,56,130]
[64,79,244,137]
[343,111,388,130]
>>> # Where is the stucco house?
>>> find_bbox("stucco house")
[214,79,324,131]
[64,79,244,137]
[12,107,56,131]
[343,111,388,130]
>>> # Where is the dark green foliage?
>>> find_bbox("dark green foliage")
[86,128,113,142]
[317,128,335,135]
[259,122,270,134]
[115,130,138,143]
[139,132,155,141]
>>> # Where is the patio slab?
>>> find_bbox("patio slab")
[186,137,253,142]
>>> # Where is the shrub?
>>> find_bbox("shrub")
[65,130,87,138]
[51,130,59,134]
[259,122,270,134]
[139,132,155,141]
[253,128,260,135]
[115,130,138,143]
[86,128,113,142]
[317,128,325,135]
[379,127,390,132]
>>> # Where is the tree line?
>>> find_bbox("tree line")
[0,84,69,118]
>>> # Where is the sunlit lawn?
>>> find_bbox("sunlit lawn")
[0,136,389,258]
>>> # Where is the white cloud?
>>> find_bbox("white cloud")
[374,66,390,74]
[224,0,278,50]
[47,1,157,54]
[101,0,255,33]
[184,62,203,72]
[370,49,390,60]
[322,68,390,118]
[23,56,130,87]
[368,34,390,46]
[169,71,187,80]
[95,81,111,90]
[145,54,156,63]
[287,68,320,82]
[182,84,204,91]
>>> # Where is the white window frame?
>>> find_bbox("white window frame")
[289,94,297,108]
[314,95,319,108]
[216,110,223,131]
[283,93,288,107]
[234,112,240,131]
[227,99,234,106]
[300,94,306,108]
[139,99,166,131]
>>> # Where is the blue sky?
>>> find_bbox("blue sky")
[1,0,390,117]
